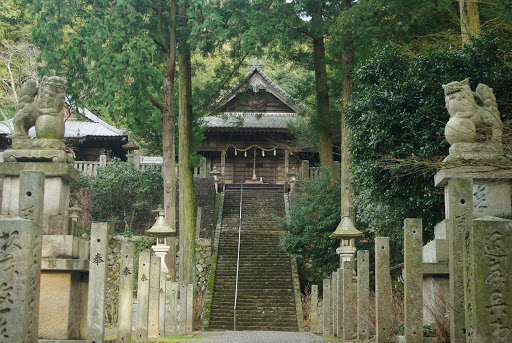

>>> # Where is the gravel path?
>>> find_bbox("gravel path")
[187,331,339,343]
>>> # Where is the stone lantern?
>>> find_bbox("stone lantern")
[287,167,297,194]
[330,216,362,266]
[210,166,222,193]
[146,205,176,273]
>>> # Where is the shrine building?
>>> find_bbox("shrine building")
[198,60,317,187]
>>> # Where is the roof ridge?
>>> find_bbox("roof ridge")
[66,99,127,135]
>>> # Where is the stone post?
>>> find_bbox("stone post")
[135,250,151,342]
[148,256,161,339]
[332,271,337,335]
[166,281,178,336]
[0,171,44,342]
[86,222,110,343]
[463,217,512,343]
[375,237,391,343]
[343,260,355,339]
[322,278,331,336]
[357,250,370,342]
[310,285,318,333]
[159,272,167,337]
[179,283,187,334]
[195,207,202,239]
[302,160,309,179]
[403,219,423,342]
[187,284,194,332]
[336,267,343,338]
[447,178,473,343]
[118,242,135,343]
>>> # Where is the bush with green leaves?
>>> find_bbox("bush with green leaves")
[347,34,512,263]
[72,159,163,231]
[279,170,341,285]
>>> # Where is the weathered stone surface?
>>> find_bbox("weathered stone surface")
[86,223,110,343]
[357,250,370,342]
[135,250,151,342]
[310,285,318,334]
[463,216,512,342]
[148,256,161,339]
[179,283,187,334]
[422,239,448,263]
[42,235,80,258]
[187,284,194,332]
[342,261,354,339]
[166,281,178,336]
[447,178,473,343]
[404,218,423,342]
[41,258,89,271]
[331,271,337,336]
[375,237,391,343]
[0,219,38,342]
[322,279,331,336]
[336,268,343,338]
[159,272,166,337]
[118,242,135,343]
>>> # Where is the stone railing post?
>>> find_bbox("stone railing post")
[375,237,391,343]
[404,218,423,342]
[117,242,135,342]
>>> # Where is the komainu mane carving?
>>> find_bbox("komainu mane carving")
[13,76,67,140]
[442,78,502,145]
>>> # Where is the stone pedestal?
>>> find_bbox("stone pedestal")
[463,217,512,342]
[0,157,89,340]
[152,244,170,273]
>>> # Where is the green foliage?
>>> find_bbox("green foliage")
[74,159,163,230]
[347,34,512,263]
[279,169,341,284]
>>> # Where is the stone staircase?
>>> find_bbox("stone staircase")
[208,191,299,331]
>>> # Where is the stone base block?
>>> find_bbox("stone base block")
[423,273,449,326]
[3,147,71,163]
[42,235,81,259]
[397,336,437,343]
[422,239,448,263]
[39,271,88,340]
[44,215,77,235]
[434,220,447,239]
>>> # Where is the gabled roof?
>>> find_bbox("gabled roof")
[203,60,307,131]
[0,101,127,139]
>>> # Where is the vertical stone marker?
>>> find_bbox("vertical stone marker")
[331,271,338,335]
[86,222,110,343]
[375,237,391,343]
[135,250,151,342]
[310,285,318,333]
[336,267,343,338]
[0,171,44,343]
[342,260,355,339]
[357,250,370,342]
[179,283,187,334]
[187,284,194,332]
[322,278,331,336]
[404,218,423,342]
[118,242,135,343]
[166,281,178,336]
[148,256,161,339]
[447,178,473,343]
[159,272,167,337]
[463,217,512,343]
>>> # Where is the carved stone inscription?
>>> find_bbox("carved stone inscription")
[0,220,37,342]
[463,218,512,343]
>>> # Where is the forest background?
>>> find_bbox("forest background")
[1,0,512,281]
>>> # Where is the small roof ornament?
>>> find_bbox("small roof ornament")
[249,59,264,72]
[146,205,176,237]
[330,216,362,239]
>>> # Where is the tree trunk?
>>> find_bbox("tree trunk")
[459,0,480,45]
[178,2,196,286]
[341,0,355,222]
[162,0,177,281]
[312,14,333,169]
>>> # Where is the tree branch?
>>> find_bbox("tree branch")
[145,90,164,112]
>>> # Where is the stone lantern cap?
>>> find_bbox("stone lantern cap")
[146,205,176,237]
[330,216,362,239]
[122,140,139,152]
[210,166,221,176]
[287,167,297,178]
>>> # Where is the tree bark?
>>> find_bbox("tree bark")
[178,2,196,286]
[312,10,333,169]
[341,0,355,223]
[459,0,481,45]
[162,0,177,281]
